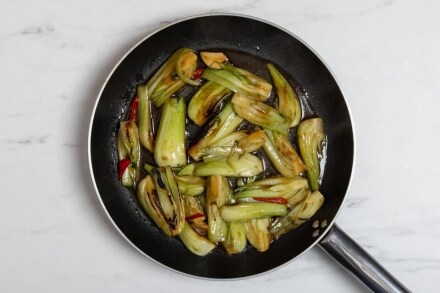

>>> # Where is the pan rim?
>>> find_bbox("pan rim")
[87,12,357,280]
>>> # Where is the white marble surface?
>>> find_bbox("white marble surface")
[1,0,440,292]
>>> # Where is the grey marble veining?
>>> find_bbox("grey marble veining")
[1,0,440,292]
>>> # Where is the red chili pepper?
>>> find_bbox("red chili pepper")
[185,213,204,221]
[118,158,131,180]
[129,96,139,121]
[191,67,205,80]
[254,197,288,204]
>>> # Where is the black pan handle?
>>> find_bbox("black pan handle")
[319,224,410,293]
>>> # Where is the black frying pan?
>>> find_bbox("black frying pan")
[88,14,408,292]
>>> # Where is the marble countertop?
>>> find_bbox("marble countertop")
[2,1,440,292]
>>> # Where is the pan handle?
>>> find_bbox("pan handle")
[319,224,410,293]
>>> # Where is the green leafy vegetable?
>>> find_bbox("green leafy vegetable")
[154,97,187,167]
[244,218,272,252]
[224,222,247,254]
[234,176,310,207]
[232,93,289,135]
[147,48,198,107]
[117,121,140,187]
[206,175,231,243]
[188,102,243,161]
[220,203,287,222]
[188,81,232,126]
[199,130,266,161]
[267,63,302,127]
[202,64,272,100]
[176,175,206,197]
[262,128,307,178]
[269,191,324,237]
[137,84,154,152]
[181,153,263,177]
[298,118,325,190]
[139,166,185,236]
[179,222,216,256]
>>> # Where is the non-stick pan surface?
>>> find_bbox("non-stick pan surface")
[89,14,354,279]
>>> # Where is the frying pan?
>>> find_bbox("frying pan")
[88,14,409,292]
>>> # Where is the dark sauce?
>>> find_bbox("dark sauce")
[119,48,325,251]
